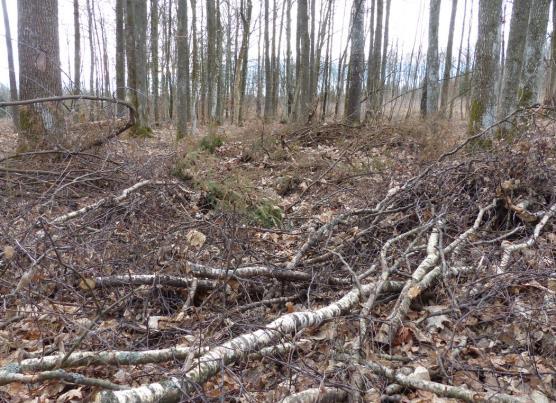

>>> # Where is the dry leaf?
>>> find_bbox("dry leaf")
[3,245,15,260]
[79,278,96,290]
[186,229,206,248]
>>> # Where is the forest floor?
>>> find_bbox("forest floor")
[0,112,555,402]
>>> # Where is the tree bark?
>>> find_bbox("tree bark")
[468,0,502,134]
[345,0,366,124]
[176,0,190,139]
[295,0,311,121]
[73,0,81,95]
[440,0,458,115]
[1,0,19,127]
[497,0,531,120]
[17,0,63,148]
[518,0,550,107]
[150,0,160,124]
[264,0,273,120]
[115,0,126,114]
[425,0,440,116]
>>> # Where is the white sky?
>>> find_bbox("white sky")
[0,0,483,90]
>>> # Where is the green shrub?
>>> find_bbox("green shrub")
[252,201,283,228]
[199,134,224,153]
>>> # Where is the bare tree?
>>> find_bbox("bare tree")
[1,0,18,127]
[151,0,160,124]
[233,0,252,125]
[518,0,550,107]
[73,0,81,95]
[469,0,502,133]
[295,0,311,121]
[17,0,63,147]
[367,0,383,117]
[176,0,190,139]
[115,0,125,113]
[440,0,458,115]
[497,0,531,121]
[425,0,440,116]
[264,0,273,120]
[345,0,366,124]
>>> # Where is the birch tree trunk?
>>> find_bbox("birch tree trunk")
[440,0,458,115]
[468,0,502,134]
[497,0,531,121]
[1,0,18,127]
[345,0,366,124]
[518,0,550,107]
[425,0,440,116]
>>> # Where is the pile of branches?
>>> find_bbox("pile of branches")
[0,115,555,402]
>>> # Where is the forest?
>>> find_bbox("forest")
[0,0,555,402]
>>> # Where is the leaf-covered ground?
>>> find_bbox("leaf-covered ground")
[0,114,555,402]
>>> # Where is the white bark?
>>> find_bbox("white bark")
[94,281,392,402]
[281,387,347,403]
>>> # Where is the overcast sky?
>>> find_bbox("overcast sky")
[0,0,491,90]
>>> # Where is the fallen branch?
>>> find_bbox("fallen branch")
[94,280,403,402]
[498,202,556,273]
[0,369,127,390]
[281,386,348,403]
[186,262,351,286]
[88,274,220,292]
[354,359,528,403]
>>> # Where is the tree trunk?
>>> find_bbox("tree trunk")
[497,0,531,120]
[233,0,252,126]
[440,0,458,115]
[368,0,383,117]
[548,0,556,104]
[17,0,63,148]
[115,0,126,114]
[190,0,199,134]
[150,0,160,124]
[176,0,189,139]
[73,0,81,95]
[264,0,273,120]
[295,0,311,121]
[345,0,366,124]
[1,0,19,127]
[450,0,467,118]
[425,0,440,116]
[518,0,550,107]
[134,0,149,131]
[468,0,502,134]
[378,0,391,108]
[286,0,293,118]
[206,0,218,123]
